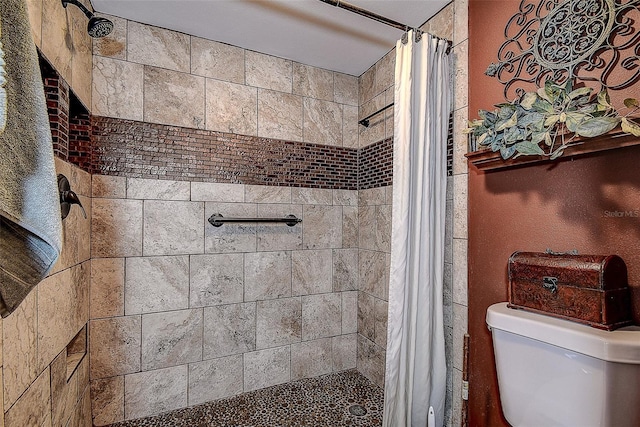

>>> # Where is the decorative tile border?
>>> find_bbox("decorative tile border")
[65,114,457,190]
[91,116,365,190]
[69,110,92,171]
[358,137,393,190]
[42,60,69,160]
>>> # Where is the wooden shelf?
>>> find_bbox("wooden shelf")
[466,130,640,172]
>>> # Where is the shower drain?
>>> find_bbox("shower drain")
[348,404,367,416]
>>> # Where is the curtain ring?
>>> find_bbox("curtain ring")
[414,29,422,43]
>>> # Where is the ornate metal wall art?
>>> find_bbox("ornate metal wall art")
[485,0,640,100]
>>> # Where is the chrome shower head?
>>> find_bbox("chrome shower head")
[61,0,113,38]
[88,16,114,38]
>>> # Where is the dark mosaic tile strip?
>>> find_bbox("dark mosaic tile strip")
[358,137,393,190]
[41,56,70,161]
[68,107,92,172]
[91,116,360,190]
[106,370,383,427]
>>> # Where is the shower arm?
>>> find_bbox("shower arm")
[60,0,113,38]
[61,0,93,19]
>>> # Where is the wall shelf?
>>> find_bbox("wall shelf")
[466,130,640,172]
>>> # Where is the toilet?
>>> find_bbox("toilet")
[486,302,640,427]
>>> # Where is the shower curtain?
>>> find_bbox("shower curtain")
[383,30,451,427]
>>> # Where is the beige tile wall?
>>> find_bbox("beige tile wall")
[7,2,94,425]
[356,186,392,387]
[92,18,359,148]
[1,159,92,427]
[353,15,395,392]
[89,178,360,424]
[451,1,469,426]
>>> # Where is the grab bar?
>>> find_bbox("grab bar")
[208,213,302,227]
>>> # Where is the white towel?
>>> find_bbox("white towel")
[0,0,62,316]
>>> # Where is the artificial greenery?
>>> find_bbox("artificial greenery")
[465,80,640,160]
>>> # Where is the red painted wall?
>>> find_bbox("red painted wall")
[468,1,640,425]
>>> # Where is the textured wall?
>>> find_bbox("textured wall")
[468,1,640,426]
[88,177,360,424]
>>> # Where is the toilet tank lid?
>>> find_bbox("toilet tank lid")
[486,302,640,364]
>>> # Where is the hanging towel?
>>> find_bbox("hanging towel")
[0,0,62,316]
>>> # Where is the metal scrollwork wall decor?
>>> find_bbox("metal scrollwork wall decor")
[466,0,640,163]
[485,0,640,101]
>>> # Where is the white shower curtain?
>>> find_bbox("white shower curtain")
[383,31,451,427]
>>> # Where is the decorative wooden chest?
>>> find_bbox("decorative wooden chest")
[508,251,632,330]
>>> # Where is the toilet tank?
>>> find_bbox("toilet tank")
[486,302,640,427]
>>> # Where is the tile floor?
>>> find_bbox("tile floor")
[106,369,383,426]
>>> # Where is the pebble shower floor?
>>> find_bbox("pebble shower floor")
[106,370,383,427]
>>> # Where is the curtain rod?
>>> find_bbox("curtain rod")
[322,0,452,128]
[317,0,453,51]
[317,0,408,31]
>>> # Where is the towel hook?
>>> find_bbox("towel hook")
[58,174,86,220]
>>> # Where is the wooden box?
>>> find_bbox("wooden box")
[508,251,632,330]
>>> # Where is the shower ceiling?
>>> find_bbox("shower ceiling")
[91,0,451,76]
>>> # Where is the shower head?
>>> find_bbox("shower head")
[61,0,113,38]
[87,16,114,38]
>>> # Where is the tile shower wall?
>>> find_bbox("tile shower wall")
[91,17,359,149]
[85,6,468,425]
[89,18,380,424]
[451,1,469,426]
[1,158,92,427]
[0,1,95,426]
[89,178,359,425]
[354,20,394,395]
[356,187,391,388]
